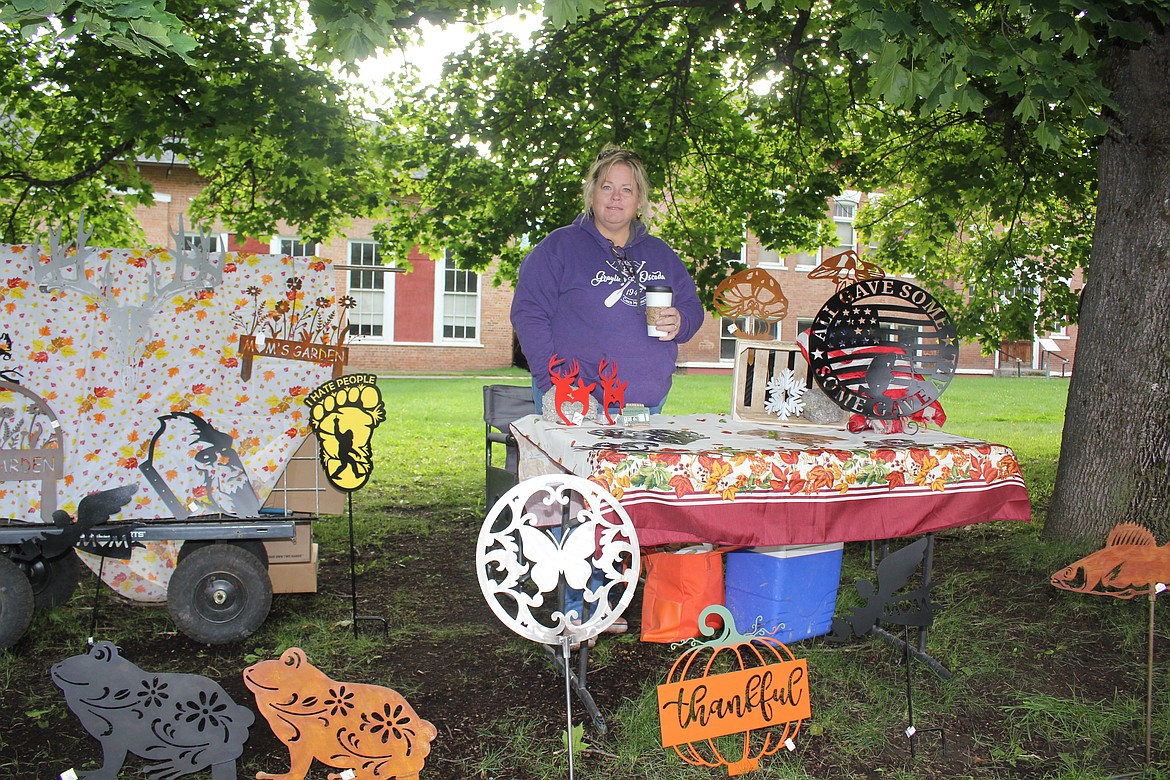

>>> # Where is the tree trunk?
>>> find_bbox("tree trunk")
[1046,24,1170,543]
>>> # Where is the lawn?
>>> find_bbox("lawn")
[7,372,1169,780]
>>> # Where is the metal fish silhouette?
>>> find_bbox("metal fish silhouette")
[1051,523,1170,600]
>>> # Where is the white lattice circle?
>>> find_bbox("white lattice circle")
[476,474,640,646]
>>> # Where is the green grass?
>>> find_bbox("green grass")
[11,371,1153,780]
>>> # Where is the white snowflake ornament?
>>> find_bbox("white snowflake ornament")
[764,369,807,420]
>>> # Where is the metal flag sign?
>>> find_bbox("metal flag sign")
[806,279,958,422]
[305,373,385,493]
[657,605,809,776]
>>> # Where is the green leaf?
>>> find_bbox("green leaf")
[561,723,589,755]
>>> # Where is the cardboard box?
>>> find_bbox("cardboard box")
[269,543,318,594]
[724,543,844,643]
[263,437,345,515]
[263,522,313,563]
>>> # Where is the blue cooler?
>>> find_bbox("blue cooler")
[724,543,844,643]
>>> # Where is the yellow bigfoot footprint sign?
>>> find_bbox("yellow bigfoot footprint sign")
[306,374,386,492]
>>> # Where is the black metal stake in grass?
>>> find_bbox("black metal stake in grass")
[903,624,945,758]
[347,491,386,639]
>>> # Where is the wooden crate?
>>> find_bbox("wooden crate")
[730,340,847,426]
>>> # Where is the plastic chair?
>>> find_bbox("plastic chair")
[483,384,535,508]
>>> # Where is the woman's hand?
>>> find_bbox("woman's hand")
[653,307,682,341]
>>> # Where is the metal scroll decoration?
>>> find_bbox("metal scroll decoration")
[658,605,808,776]
[477,474,639,780]
[806,278,958,421]
[52,641,254,779]
[477,474,640,646]
[244,647,437,780]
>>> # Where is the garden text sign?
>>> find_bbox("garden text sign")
[657,605,809,776]
[657,658,810,747]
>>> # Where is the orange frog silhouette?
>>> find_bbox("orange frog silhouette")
[244,647,437,780]
[1051,523,1170,600]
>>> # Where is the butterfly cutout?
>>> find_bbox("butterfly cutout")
[807,250,885,291]
[518,519,600,593]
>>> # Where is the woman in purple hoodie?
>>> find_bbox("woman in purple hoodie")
[511,146,705,416]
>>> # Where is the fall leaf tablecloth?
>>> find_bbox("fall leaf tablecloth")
[513,413,1031,548]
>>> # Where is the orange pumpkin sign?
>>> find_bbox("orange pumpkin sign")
[657,605,809,776]
[658,659,810,746]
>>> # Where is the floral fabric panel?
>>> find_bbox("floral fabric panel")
[0,244,340,600]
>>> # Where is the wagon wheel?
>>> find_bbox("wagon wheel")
[177,539,269,567]
[0,556,35,649]
[168,544,272,645]
[23,550,80,612]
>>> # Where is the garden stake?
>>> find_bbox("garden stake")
[903,624,945,758]
[87,554,106,644]
[346,491,387,639]
[562,635,575,780]
[1146,585,1160,766]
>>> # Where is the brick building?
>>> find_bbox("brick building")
[134,163,1078,378]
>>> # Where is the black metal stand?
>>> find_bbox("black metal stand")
[546,499,607,734]
[346,492,386,639]
[542,644,607,734]
[871,533,952,679]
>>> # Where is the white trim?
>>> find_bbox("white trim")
[344,239,395,345]
[433,251,483,345]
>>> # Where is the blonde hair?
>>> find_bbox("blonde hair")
[582,145,651,219]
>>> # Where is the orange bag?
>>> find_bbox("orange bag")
[640,545,731,643]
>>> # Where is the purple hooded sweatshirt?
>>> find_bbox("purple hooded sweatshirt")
[511,213,705,407]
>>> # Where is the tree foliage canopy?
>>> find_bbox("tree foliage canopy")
[376,0,1162,349]
[0,0,488,244]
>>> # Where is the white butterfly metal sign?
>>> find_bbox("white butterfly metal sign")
[477,475,640,647]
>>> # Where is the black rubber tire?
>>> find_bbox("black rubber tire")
[0,556,35,649]
[177,539,269,567]
[23,550,81,612]
[167,544,272,645]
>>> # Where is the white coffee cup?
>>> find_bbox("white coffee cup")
[645,285,673,337]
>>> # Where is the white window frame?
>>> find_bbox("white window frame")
[271,236,317,257]
[434,251,481,343]
[756,245,785,270]
[182,232,228,254]
[345,239,395,344]
[831,191,860,256]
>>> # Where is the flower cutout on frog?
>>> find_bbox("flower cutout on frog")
[324,685,355,717]
[764,369,806,420]
[136,676,170,708]
[177,689,229,732]
[361,702,418,744]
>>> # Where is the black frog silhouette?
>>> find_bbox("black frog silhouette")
[51,641,253,779]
